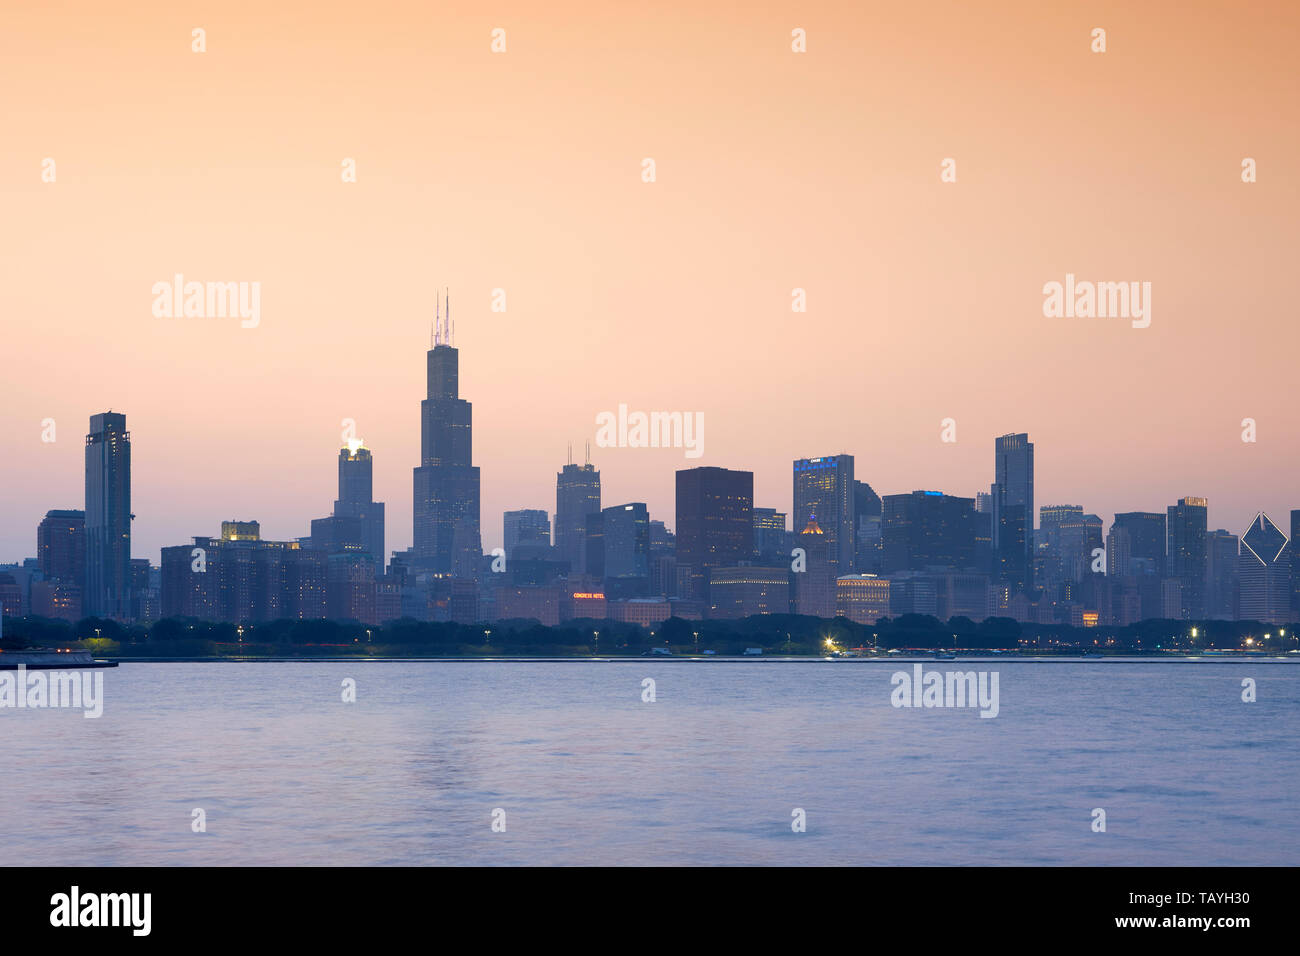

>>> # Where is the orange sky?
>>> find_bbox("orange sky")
[2,0,1297,563]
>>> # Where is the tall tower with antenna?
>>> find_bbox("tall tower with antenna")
[556,445,601,574]
[413,289,481,578]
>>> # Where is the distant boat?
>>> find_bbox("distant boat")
[933,649,957,660]
[1082,652,1104,659]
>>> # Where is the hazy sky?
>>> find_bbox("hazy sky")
[2,0,1297,564]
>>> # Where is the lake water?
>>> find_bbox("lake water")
[3,659,1296,865]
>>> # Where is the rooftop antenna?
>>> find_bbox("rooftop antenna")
[447,291,452,347]
[585,441,590,465]
[567,442,573,466]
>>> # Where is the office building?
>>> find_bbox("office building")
[413,299,482,577]
[710,566,790,619]
[1238,512,1289,625]
[992,433,1033,596]
[84,412,132,619]
[556,453,601,573]
[504,509,551,557]
[836,574,890,624]
[881,491,980,573]
[675,466,753,605]
[793,456,855,571]
[1167,496,1209,619]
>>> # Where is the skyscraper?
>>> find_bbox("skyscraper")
[601,502,650,583]
[556,452,601,573]
[1205,528,1239,620]
[992,433,1033,596]
[1238,512,1289,625]
[853,480,883,573]
[1292,510,1300,619]
[793,515,835,617]
[504,509,551,556]
[753,507,789,564]
[676,466,754,605]
[881,491,981,573]
[1107,512,1167,578]
[37,509,85,586]
[1167,496,1209,619]
[312,443,386,564]
[412,298,481,577]
[84,411,132,619]
[793,455,855,572]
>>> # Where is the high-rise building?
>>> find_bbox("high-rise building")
[601,502,650,583]
[1205,529,1239,620]
[1291,510,1300,619]
[881,491,980,574]
[84,412,132,619]
[504,509,551,557]
[1167,496,1209,619]
[556,454,601,573]
[1038,506,1103,592]
[793,515,835,617]
[853,480,883,573]
[1238,512,1289,625]
[161,526,329,623]
[312,443,386,564]
[676,466,753,606]
[793,456,855,572]
[37,509,85,586]
[753,507,789,564]
[412,300,481,577]
[992,433,1033,596]
[1107,512,1167,578]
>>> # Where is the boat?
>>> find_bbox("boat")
[1082,652,1104,659]
[933,649,957,660]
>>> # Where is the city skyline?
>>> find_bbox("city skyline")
[5,332,1298,630]
[3,346,1297,566]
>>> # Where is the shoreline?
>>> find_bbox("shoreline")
[92,654,1300,664]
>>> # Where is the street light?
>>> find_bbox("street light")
[593,631,599,655]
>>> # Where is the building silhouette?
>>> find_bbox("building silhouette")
[793,456,855,572]
[1167,496,1209,619]
[992,433,1033,596]
[556,453,601,573]
[412,297,481,577]
[1205,529,1240,620]
[676,466,753,607]
[504,509,551,557]
[311,443,385,564]
[84,412,132,619]
[881,491,980,574]
[793,515,835,617]
[1238,512,1289,625]
[37,509,85,589]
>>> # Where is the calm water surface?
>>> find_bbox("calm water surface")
[3,660,1296,865]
